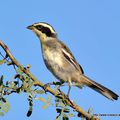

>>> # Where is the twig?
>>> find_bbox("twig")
[0,40,99,120]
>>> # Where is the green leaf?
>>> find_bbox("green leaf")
[81,116,85,120]
[5,102,10,111]
[0,99,10,116]
[42,104,49,110]
[88,107,93,114]
[47,96,52,103]
[16,86,23,93]
[63,117,69,120]
[56,108,62,113]
[68,113,75,117]
[0,75,3,85]
[60,101,66,107]
[2,106,8,113]
[0,60,5,65]
[53,81,63,85]
[10,81,16,88]
[34,90,45,94]
[56,115,61,120]
[78,112,82,117]
[56,102,59,107]
[27,94,33,117]
[27,110,32,117]
[27,105,32,117]
[17,67,23,75]
[35,97,47,103]
[63,108,70,113]
[62,114,69,120]
[14,74,20,79]
[1,98,6,103]
[0,112,4,116]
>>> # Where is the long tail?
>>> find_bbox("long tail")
[80,75,119,100]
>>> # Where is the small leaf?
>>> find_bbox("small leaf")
[56,115,61,120]
[35,97,47,103]
[34,90,45,94]
[81,116,85,120]
[6,81,9,86]
[47,96,52,103]
[7,61,13,65]
[78,112,82,117]
[56,108,62,113]
[26,64,31,69]
[4,54,8,59]
[88,107,93,114]
[27,109,32,117]
[27,94,33,117]
[60,101,66,107]
[63,108,70,113]
[27,107,32,117]
[10,81,16,88]
[56,102,59,107]
[16,86,23,93]
[63,114,69,120]
[63,117,69,120]
[17,67,23,75]
[0,60,5,65]
[0,75,3,85]
[68,113,75,117]
[5,102,10,111]
[2,105,8,113]
[29,100,33,106]
[0,112,4,116]
[14,74,20,79]
[13,81,18,86]
[53,81,63,85]
[1,98,6,103]
[0,100,10,116]
[42,104,49,110]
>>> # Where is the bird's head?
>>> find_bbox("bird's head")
[27,22,57,42]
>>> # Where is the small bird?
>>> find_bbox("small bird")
[27,22,119,100]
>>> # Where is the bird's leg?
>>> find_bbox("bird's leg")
[67,86,71,98]
[67,78,72,98]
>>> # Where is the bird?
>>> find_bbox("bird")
[27,22,119,100]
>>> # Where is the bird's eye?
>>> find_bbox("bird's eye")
[36,25,43,30]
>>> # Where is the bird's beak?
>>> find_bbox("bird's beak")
[27,25,34,30]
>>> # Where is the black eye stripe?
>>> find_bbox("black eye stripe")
[35,25,43,30]
[35,25,56,37]
[42,27,51,33]
[42,27,52,37]
[36,25,53,37]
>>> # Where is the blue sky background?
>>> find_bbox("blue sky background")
[0,0,120,120]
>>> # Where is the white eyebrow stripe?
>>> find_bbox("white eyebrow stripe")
[34,23,56,33]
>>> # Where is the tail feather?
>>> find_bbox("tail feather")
[80,75,119,100]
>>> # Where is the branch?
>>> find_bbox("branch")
[0,40,99,120]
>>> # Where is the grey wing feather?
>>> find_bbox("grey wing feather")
[59,40,84,74]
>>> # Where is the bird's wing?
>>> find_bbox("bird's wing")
[59,40,84,74]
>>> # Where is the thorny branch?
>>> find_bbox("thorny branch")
[0,40,100,120]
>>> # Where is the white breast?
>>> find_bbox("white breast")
[43,48,63,66]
